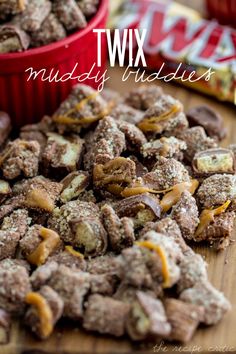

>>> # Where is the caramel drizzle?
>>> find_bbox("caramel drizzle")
[136,241,170,288]
[195,200,231,237]
[25,292,53,338]
[53,92,110,125]
[138,103,182,133]
[65,245,84,259]
[27,227,60,266]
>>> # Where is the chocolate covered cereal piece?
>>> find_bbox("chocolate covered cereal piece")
[30,13,66,48]
[0,309,11,344]
[138,95,188,136]
[89,273,117,296]
[60,171,90,203]
[178,126,218,162]
[1,209,30,237]
[0,259,31,314]
[180,280,231,325]
[164,298,203,343]
[187,105,227,141]
[42,133,84,176]
[76,0,99,17]
[127,291,171,341]
[111,103,144,125]
[177,250,208,293]
[83,294,130,336]
[0,112,11,147]
[141,136,186,162]
[48,265,90,319]
[142,157,190,191]
[49,247,87,271]
[101,204,135,252]
[14,0,52,32]
[100,88,123,109]
[30,261,59,290]
[0,139,40,180]
[0,24,30,53]
[84,116,126,171]
[25,285,63,339]
[117,120,147,151]
[53,84,109,133]
[171,191,199,240]
[193,148,235,176]
[0,0,27,20]
[140,217,188,253]
[125,85,163,111]
[0,230,20,260]
[86,253,123,278]
[197,174,236,208]
[52,0,86,31]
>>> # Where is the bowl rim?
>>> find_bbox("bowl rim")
[0,0,108,60]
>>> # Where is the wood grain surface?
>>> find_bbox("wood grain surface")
[2,0,236,352]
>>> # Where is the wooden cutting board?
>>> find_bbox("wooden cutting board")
[1,65,236,354]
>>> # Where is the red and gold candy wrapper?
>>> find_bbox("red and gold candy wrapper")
[110,0,236,105]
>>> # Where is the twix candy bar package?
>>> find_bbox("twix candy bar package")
[110,0,236,104]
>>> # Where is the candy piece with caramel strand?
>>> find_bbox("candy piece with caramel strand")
[160,180,199,212]
[25,292,53,339]
[138,103,182,133]
[53,92,110,126]
[27,228,60,266]
[136,240,170,288]
[195,200,231,237]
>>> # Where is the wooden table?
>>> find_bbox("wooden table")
[2,0,236,352]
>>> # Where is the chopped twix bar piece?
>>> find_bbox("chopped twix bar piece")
[0,0,28,19]
[25,286,63,339]
[114,194,161,228]
[187,105,227,141]
[42,133,84,176]
[0,309,11,344]
[126,291,171,341]
[60,171,89,203]
[193,148,235,176]
[0,180,11,204]
[83,294,130,337]
[164,298,204,343]
[53,85,109,134]
[0,24,30,53]
[0,139,40,180]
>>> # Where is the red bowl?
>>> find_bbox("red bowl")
[0,0,108,128]
[206,0,236,27]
